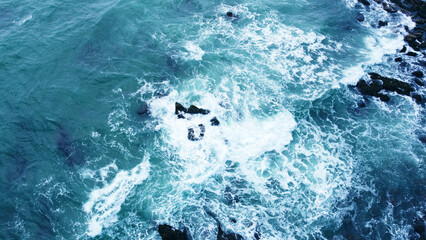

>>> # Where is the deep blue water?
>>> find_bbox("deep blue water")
[0,0,424,239]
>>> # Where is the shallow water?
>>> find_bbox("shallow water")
[0,0,424,239]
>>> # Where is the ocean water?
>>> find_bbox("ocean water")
[0,0,424,239]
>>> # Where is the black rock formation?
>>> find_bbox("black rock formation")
[175,102,210,117]
[137,102,149,115]
[412,71,424,78]
[158,224,191,240]
[210,117,220,126]
[358,0,370,6]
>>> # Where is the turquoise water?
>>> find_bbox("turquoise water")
[0,0,424,239]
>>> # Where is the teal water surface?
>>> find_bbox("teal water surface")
[0,0,424,239]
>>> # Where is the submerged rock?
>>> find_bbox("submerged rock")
[56,128,84,166]
[188,124,205,141]
[137,102,149,115]
[356,13,365,22]
[412,70,424,78]
[158,224,191,240]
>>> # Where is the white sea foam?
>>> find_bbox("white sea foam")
[137,3,358,239]
[17,15,32,26]
[341,0,416,84]
[180,41,205,61]
[83,155,150,237]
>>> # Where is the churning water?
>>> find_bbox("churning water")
[0,0,424,239]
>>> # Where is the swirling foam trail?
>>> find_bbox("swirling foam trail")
[83,155,150,237]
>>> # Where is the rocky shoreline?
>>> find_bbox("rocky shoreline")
[355,0,425,105]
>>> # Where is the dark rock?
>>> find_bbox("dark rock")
[356,13,365,22]
[356,79,383,96]
[420,136,426,144]
[406,51,418,56]
[357,101,367,108]
[175,102,210,116]
[394,57,403,62]
[369,72,414,96]
[158,224,190,240]
[358,0,370,6]
[137,102,149,115]
[412,94,423,103]
[210,117,220,126]
[254,226,261,240]
[399,45,407,52]
[226,12,233,17]
[167,56,178,70]
[187,105,210,115]
[379,94,390,101]
[414,78,424,86]
[175,102,187,115]
[404,34,417,42]
[373,0,383,4]
[188,124,205,141]
[378,20,388,27]
[217,224,244,240]
[412,70,424,78]
[230,218,237,223]
[56,128,84,166]
[413,215,425,236]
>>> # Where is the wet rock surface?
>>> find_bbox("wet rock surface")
[158,224,191,240]
[355,73,425,103]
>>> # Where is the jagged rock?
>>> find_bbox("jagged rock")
[399,46,407,52]
[175,102,187,114]
[394,57,403,62]
[158,224,191,240]
[187,105,210,115]
[412,70,424,78]
[406,51,418,56]
[358,0,370,6]
[356,13,365,22]
[137,102,149,115]
[175,102,210,116]
[369,72,414,96]
[188,124,205,141]
[404,34,417,42]
[412,94,424,103]
[210,117,220,126]
[378,20,388,27]
[356,73,415,101]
